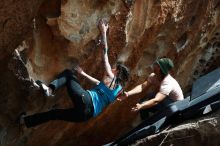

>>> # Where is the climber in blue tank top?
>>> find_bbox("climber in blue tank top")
[87,19,130,117]
[20,19,130,128]
[88,78,123,117]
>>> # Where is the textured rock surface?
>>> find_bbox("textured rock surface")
[0,0,45,60]
[132,110,220,146]
[0,0,219,146]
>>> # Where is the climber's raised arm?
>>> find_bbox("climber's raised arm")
[99,19,114,79]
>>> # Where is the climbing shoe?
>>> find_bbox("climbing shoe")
[36,80,54,97]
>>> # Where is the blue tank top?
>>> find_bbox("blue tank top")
[88,82,122,117]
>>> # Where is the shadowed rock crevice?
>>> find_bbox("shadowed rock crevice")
[176,32,188,52]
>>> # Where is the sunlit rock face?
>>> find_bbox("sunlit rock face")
[0,0,220,146]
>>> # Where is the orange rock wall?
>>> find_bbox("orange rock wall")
[0,0,220,146]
